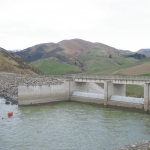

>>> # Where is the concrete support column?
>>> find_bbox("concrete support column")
[104,81,112,106]
[144,83,149,112]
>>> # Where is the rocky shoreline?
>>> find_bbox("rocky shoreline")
[0,72,62,104]
[115,139,150,150]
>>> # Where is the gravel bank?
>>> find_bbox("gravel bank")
[0,72,62,104]
[115,139,150,150]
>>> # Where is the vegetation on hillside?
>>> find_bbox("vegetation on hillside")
[0,48,41,75]
[126,53,146,60]
[32,59,81,75]
[15,39,150,76]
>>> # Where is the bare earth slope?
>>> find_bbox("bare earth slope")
[16,39,118,62]
[58,39,118,55]
[119,62,150,75]
[0,47,41,75]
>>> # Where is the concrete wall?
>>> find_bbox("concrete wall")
[88,83,104,94]
[69,82,88,94]
[18,82,69,105]
[112,84,126,96]
[18,81,92,105]
[18,81,105,105]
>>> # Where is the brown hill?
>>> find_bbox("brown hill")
[15,39,119,69]
[16,43,61,62]
[16,39,118,62]
[58,39,118,55]
[0,47,42,75]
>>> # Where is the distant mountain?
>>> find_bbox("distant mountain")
[16,39,118,61]
[0,47,42,75]
[137,49,150,56]
[8,49,22,53]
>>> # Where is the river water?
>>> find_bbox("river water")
[0,98,150,150]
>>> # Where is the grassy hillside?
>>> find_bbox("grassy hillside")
[32,59,81,75]
[0,48,41,75]
[32,47,150,76]
[77,48,139,75]
[15,38,150,76]
[16,39,120,72]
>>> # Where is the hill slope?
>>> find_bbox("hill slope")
[0,47,42,75]
[16,39,119,67]
[31,58,81,75]
[138,48,150,55]
[15,39,150,75]
[118,61,150,75]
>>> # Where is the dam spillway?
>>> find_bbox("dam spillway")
[18,77,149,112]
[72,91,144,105]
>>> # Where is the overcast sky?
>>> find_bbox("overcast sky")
[0,0,150,51]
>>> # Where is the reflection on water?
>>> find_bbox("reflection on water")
[0,98,150,150]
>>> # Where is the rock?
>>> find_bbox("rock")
[0,72,63,104]
[131,144,136,148]
[5,101,10,104]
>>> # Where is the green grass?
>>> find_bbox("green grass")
[32,59,81,75]
[79,49,137,74]
[76,49,150,75]
[78,51,140,75]
[32,47,150,76]
[97,83,104,88]
[126,84,144,97]
[97,83,144,97]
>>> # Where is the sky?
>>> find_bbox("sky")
[0,0,150,51]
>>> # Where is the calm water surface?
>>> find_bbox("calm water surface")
[0,98,150,150]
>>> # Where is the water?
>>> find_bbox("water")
[0,98,150,150]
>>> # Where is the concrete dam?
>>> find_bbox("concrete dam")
[18,75,150,112]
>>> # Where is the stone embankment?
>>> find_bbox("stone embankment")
[0,72,62,104]
[115,139,150,150]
